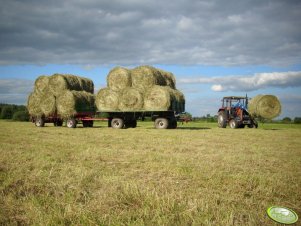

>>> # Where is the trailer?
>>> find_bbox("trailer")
[31,110,179,129]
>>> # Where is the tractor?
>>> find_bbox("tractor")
[217,96,258,129]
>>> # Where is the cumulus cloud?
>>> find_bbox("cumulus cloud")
[0,0,300,66]
[179,71,301,92]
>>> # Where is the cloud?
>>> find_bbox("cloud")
[0,79,33,104]
[179,71,301,92]
[0,0,300,66]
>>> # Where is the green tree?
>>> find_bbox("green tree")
[294,117,301,124]
[282,117,292,123]
[12,111,30,121]
[0,105,14,119]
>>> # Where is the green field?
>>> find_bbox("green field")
[0,120,300,225]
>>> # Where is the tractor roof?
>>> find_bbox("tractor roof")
[223,96,247,100]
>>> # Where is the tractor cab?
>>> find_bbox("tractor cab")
[217,96,257,129]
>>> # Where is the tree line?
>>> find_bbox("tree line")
[0,104,29,121]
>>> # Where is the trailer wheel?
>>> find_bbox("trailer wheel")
[168,118,177,129]
[67,118,77,128]
[155,118,169,129]
[218,111,227,128]
[35,117,45,127]
[57,120,63,126]
[229,119,238,129]
[82,121,90,128]
[111,118,124,129]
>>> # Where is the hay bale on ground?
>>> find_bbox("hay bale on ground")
[248,95,281,119]
[27,92,43,116]
[131,65,167,90]
[118,87,144,111]
[107,67,132,91]
[34,75,49,94]
[56,91,95,118]
[95,88,120,111]
[49,74,94,96]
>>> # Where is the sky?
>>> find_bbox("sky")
[0,0,301,118]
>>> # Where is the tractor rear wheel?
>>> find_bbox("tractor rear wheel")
[218,111,227,128]
[229,119,238,129]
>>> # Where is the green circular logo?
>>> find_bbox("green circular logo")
[267,206,298,224]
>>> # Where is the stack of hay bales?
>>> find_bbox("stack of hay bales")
[95,66,185,112]
[248,95,281,119]
[27,74,95,118]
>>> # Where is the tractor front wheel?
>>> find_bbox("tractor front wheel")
[229,119,238,129]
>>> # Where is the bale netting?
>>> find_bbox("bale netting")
[118,87,144,111]
[248,95,281,119]
[56,90,95,118]
[34,75,49,94]
[107,67,132,91]
[131,65,167,90]
[49,74,94,96]
[27,92,43,116]
[95,88,120,111]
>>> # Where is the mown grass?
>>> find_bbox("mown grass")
[0,120,300,225]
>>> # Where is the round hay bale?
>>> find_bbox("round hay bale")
[49,74,94,96]
[95,88,120,111]
[27,92,43,116]
[56,90,95,118]
[107,67,132,91]
[170,89,185,112]
[248,95,281,119]
[131,65,166,90]
[158,69,176,89]
[144,86,172,111]
[40,94,56,116]
[34,75,49,94]
[118,87,144,111]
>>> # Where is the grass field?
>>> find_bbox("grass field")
[0,120,300,225]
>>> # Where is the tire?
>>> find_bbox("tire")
[67,118,77,128]
[82,121,90,128]
[35,117,45,127]
[57,120,63,126]
[111,118,124,129]
[229,119,238,129]
[168,118,177,129]
[218,111,227,128]
[154,118,169,129]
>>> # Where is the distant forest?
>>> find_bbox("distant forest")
[0,103,29,121]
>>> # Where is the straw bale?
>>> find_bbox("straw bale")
[27,92,43,116]
[95,88,120,111]
[40,94,56,116]
[34,75,49,94]
[248,95,281,119]
[56,90,95,118]
[131,65,166,90]
[107,67,132,91]
[118,87,144,111]
[158,69,176,89]
[49,74,94,96]
[144,86,172,111]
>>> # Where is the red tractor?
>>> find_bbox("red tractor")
[217,96,258,129]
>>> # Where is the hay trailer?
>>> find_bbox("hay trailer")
[217,96,258,129]
[32,110,178,129]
